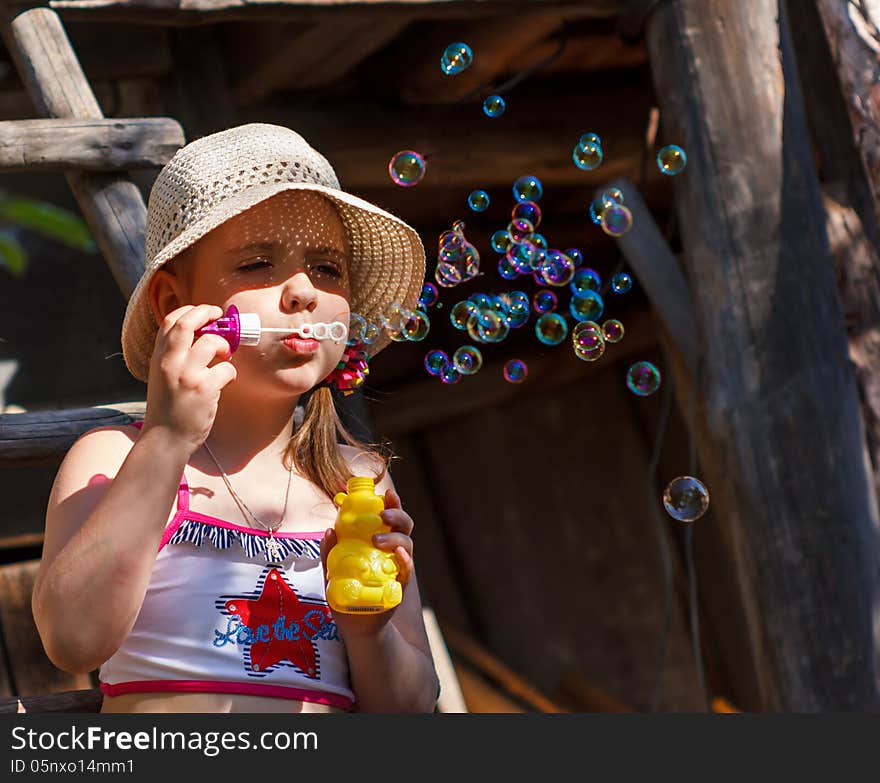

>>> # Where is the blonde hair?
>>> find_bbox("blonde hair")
[285,387,397,499]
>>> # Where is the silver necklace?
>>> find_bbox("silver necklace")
[201,439,294,564]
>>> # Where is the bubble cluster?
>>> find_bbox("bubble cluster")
[436,221,481,286]
[468,190,490,212]
[658,144,687,176]
[388,151,426,187]
[572,320,605,362]
[626,361,662,396]
[483,94,506,117]
[662,476,709,522]
[441,42,473,75]
[503,359,528,383]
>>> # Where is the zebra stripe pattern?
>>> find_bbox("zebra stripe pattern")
[169,518,322,560]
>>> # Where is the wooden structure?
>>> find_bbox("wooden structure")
[0,0,877,713]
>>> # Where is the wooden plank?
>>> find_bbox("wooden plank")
[0,560,93,697]
[452,665,524,712]
[644,0,880,710]
[553,669,635,712]
[0,117,184,171]
[0,6,147,300]
[0,687,102,713]
[0,402,144,466]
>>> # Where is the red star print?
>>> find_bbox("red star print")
[225,568,332,678]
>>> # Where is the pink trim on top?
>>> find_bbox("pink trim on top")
[128,420,326,551]
[99,679,353,710]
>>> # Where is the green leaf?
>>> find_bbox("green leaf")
[0,197,96,252]
[0,231,28,277]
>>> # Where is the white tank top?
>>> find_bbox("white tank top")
[97,421,354,710]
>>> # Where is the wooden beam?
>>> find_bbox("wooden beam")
[0,117,183,171]
[0,6,147,300]
[644,0,880,710]
[0,688,102,713]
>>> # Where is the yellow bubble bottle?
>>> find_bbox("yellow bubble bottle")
[326,476,402,614]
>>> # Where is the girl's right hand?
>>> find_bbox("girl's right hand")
[143,304,237,453]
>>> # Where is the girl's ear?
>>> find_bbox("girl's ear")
[148,266,189,327]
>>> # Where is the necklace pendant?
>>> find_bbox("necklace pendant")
[264,530,284,564]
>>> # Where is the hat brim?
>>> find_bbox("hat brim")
[121,181,426,383]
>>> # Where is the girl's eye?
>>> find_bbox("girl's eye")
[313,263,343,278]
[238,258,271,272]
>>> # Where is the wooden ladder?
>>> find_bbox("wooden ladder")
[0,3,470,714]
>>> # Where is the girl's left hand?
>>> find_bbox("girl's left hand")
[319,488,415,638]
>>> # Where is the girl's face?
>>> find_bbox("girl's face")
[164,190,352,395]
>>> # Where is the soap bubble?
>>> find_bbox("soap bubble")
[536,249,575,287]
[450,300,477,330]
[530,233,548,249]
[611,272,633,294]
[453,345,483,375]
[513,175,543,203]
[424,349,449,376]
[573,140,603,171]
[498,255,519,280]
[507,218,534,243]
[662,476,709,522]
[435,263,463,287]
[503,359,528,383]
[580,132,602,148]
[362,322,381,345]
[508,241,537,273]
[589,198,607,226]
[570,290,604,322]
[601,187,624,206]
[512,200,541,228]
[419,283,439,308]
[348,313,367,342]
[535,312,568,345]
[627,361,662,396]
[468,190,490,212]
[441,42,473,75]
[658,144,687,175]
[572,320,605,362]
[491,230,512,254]
[380,302,408,332]
[602,319,625,343]
[468,309,509,343]
[565,248,583,267]
[601,203,633,237]
[571,268,601,295]
[533,289,557,313]
[468,292,492,310]
[404,309,430,341]
[440,364,462,384]
[389,150,426,187]
[483,94,506,117]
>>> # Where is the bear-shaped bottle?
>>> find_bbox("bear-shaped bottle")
[326,476,402,614]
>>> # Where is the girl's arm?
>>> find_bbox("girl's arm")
[33,424,194,674]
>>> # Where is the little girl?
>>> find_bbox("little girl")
[32,123,439,713]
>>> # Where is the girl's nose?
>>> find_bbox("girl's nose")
[282,272,318,312]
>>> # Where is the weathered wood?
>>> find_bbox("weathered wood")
[0,402,144,466]
[644,0,880,710]
[0,560,92,697]
[598,176,698,376]
[452,665,525,712]
[0,117,183,171]
[553,669,635,712]
[1,7,148,299]
[0,687,102,713]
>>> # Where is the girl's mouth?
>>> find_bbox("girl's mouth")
[281,337,320,354]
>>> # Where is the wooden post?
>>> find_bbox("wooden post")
[643,0,880,710]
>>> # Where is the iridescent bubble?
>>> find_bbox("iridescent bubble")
[601,187,624,206]
[662,476,709,522]
[498,255,519,280]
[441,42,473,75]
[505,297,530,328]
[348,313,367,342]
[503,359,528,383]
[491,230,512,254]
[538,249,575,287]
[572,320,605,362]
[468,190,490,212]
[507,218,534,243]
[451,300,477,330]
[380,302,408,331]
[627,361,662,396]
[462,242,481,278]
[579,132,602,148]
[573,141,603,171]
[404,309,430,341]
[657,144,687,175]
[601,203,633,237]
[419,282,439,308]
[513,175,543,203]
[435,262,463,288]
[602,319,625,343]
[452,219,467,233]
[468,309,509,343]
[570,268,601,295]
[507,290,530,311]
[483,94,506,117]
[508,241,537,274]
[589,198,607,226]
[565,248,583,267]
[453,345,483,375]
[530,233,548,249]
[611,272,633,294]
[570,290,604,322]
[362,322,381,345]
[512,200,541,228]
[535,312,568,346]
[468,293,492,310]
[424,349,449,376]
[533,289,558,314]
[440,364,462,384]
[388,150,426,187]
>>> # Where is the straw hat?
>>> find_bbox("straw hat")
[120,123,426,383]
